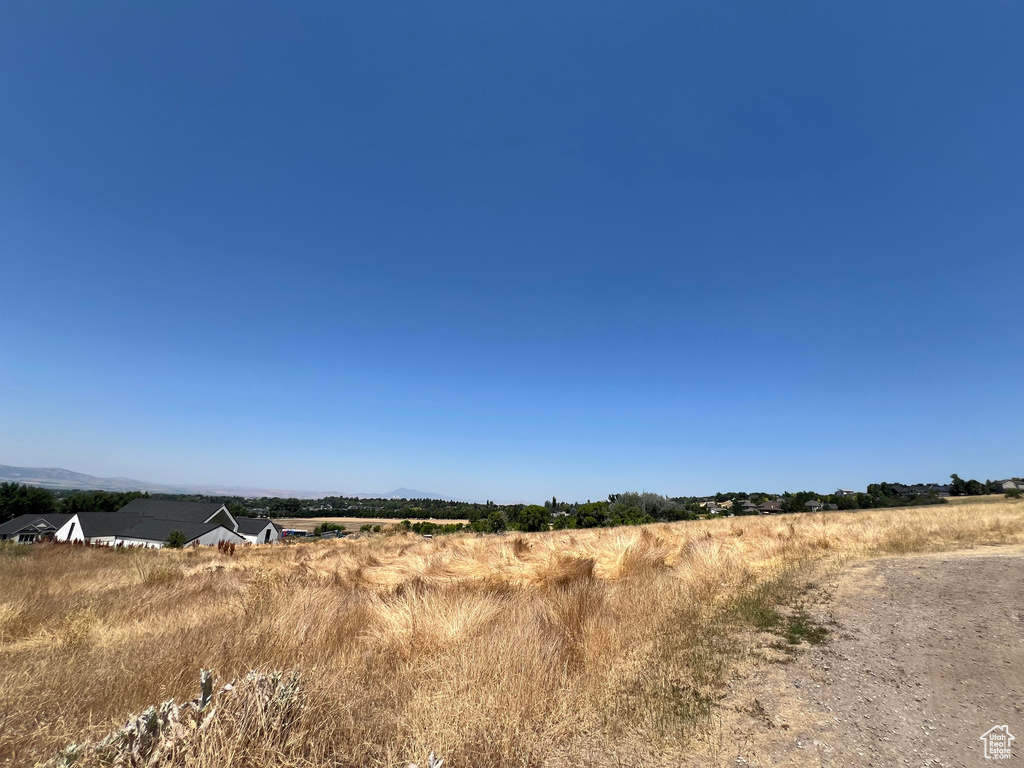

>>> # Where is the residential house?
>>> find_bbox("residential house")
[0,513,74,543]
[993,480,1021,492]
[891,483,952,498]
[758,502,784,514]
[56,512,157,547]
[835,489,859,497]
[235,516,283,544]
[115,518,243,549]
[804,500,824,512]
[53,499,277,549]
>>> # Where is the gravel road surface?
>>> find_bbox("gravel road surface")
[699,545,1024,767]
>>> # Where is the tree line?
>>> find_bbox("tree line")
[1,472,1018,530]
[0,484,150,525]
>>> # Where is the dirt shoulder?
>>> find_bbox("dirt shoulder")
[698,544,1024,767]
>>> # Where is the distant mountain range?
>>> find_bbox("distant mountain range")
[0,465,457,501]
[0,465,191,493]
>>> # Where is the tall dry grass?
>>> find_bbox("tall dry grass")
[1,500,1023,767]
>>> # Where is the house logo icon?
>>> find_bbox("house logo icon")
[979,725,1015,760]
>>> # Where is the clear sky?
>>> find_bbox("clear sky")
[1,1,1021,502]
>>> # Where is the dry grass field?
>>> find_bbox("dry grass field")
[274,517,470,532]
[941,493,1014,506]
[2,500,1023,767]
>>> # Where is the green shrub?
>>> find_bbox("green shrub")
[165,530,187,548]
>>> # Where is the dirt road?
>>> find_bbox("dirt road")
[701,545,1024,767]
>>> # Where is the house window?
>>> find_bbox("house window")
[68,522,76,538]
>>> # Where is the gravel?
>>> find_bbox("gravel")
[696,545,1024,767]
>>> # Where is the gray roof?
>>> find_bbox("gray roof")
[75,512,153,538]
[116,519,231,544]
[234,517,280,535]
[0,513,74,535]
[118,499,228,524]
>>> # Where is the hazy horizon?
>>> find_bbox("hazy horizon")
[0,459,1009,506]
[2,2,1022,503]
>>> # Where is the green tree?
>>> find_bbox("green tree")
[486,510,507,533]
[512,505,549,532]
[949,474,968,496]
[0,482,58,524]
[964,478,986,495]
[227,501,249,518]
[551,514,577,530]
[576,502,608,528]
[782,491,822,514]
[832,494,860,510]
[165,530,187,548]
[61,490,147,514]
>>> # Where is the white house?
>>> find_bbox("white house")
[53,499,279,548]
[235,516,282,545]
[114,520,244,549]
[55,512,145,546]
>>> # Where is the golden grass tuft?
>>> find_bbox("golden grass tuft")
[1,499,1022,767]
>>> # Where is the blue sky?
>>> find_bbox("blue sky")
[1,1,1021,502]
